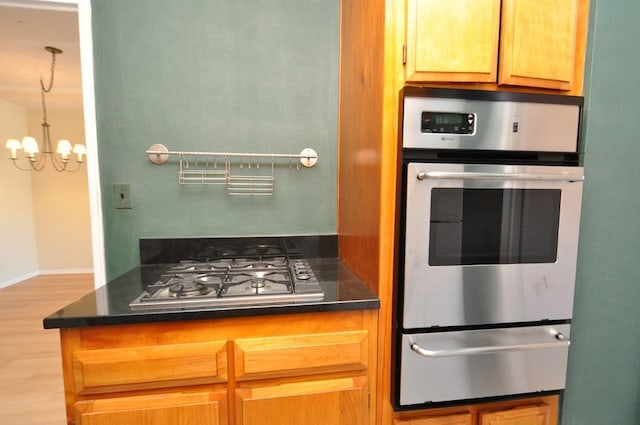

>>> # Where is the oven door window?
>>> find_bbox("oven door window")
[429,188,561,266]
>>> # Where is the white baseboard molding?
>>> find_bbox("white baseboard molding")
[0,269,95,290]
[0,271,40,290]
[39,268,95,275]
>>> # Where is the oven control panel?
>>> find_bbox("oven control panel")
[421,111,475,134]
[402,88,582,153]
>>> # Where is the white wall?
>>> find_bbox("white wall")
[0,100,92,288]
[0,99,39,287]
[28,108,93,273]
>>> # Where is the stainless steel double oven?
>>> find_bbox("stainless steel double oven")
[394,88,584,408]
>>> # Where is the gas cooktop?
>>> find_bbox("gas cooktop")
[129,246,324,311]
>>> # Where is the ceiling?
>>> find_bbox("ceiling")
[0,2,82,110]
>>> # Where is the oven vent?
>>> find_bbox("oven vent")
[402,149,579,166]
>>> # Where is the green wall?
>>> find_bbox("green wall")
[92,0,339,279]
[562,0,640,423]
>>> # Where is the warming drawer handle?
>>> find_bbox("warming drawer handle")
[417,171,584,182]
[409,333,570,358]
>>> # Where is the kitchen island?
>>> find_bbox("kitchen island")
[44,236,379,425]
[44,257,379,329]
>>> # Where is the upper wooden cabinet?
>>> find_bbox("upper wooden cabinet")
[405,0,501,83]
[404,0,589,92]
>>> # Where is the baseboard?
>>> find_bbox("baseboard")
[39,268,95,275]
[0,271,40,290]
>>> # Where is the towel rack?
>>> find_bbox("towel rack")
[145,144,318,196]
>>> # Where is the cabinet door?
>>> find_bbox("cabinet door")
[405,0,501,82]
[74,390,227,425]
[499,0,580,90]
[480,403,551,425]
[236,377,368,425]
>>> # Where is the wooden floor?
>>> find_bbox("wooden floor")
[0,273,94,425]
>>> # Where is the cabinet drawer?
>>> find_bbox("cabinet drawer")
[72,340,227,394]
[234,330,368,380]
[393,412,472,425]
[394,412,472,425]
[236,377,368,425]
[480,403,551,425]
[74,390,227,425]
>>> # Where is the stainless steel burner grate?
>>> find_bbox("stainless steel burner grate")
[129,257,324,310]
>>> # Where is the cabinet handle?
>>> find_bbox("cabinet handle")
[409,332,570,358]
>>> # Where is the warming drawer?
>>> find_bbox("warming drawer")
[398,324,570,406]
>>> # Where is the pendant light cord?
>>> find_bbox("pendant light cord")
[40,48,58,124]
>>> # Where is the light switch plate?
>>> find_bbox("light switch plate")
[113,184,132,209]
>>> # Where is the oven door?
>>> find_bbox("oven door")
[402,163,584,328]
[398,324,570,406]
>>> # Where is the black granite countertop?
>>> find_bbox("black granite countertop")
[43,257,379,329]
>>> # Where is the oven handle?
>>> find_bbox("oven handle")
[417,171,584,182]
[409,332,570,358]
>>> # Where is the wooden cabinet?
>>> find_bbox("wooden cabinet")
[338,1,586,424]
[404,0,589,93]
[393,397,557,425]
[58,310,377,425]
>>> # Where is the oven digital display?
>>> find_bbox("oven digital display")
[434,114,463,125]
[421,111,475,135]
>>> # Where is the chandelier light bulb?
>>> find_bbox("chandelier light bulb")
[5,139,21,159]
[21,136,39,158]
[73,144,87,162]
[56,139,73,159]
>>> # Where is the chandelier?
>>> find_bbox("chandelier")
[5,46,86,172]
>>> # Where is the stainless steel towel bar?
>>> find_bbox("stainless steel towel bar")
[145,143,318,196]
